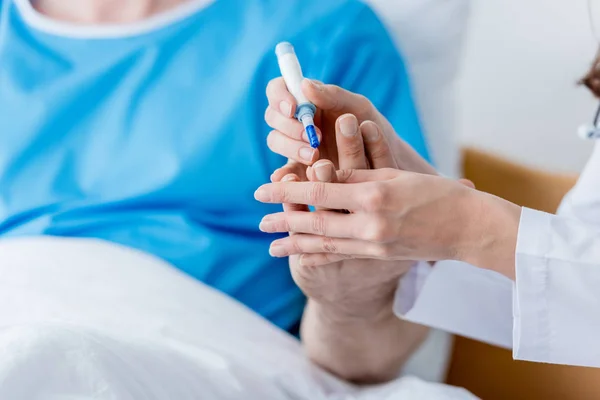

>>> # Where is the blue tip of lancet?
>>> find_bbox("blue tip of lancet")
[306,125,319,148]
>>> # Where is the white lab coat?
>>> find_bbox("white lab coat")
[395,141,600,368]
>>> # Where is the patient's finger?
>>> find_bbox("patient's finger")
[360,120,397,169]
[267,130,319,165]
[306,160,340,212]
[301,79,375,122]
[306,159,338,184]
[265,106,322,144]
[266,77,297,118]
[271,160,307,183]
[336,114,368,170]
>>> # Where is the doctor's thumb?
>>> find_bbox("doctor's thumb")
[301,79,367,116]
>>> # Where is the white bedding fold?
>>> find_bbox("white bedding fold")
[0,237,474,399]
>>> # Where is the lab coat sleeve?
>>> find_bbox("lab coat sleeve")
[395,210,600,367]
[512,140,600,366]
[394,260,514,350]
[512,206,600,366]
[395,141,600,367]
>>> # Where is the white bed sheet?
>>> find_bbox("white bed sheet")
[0,237,475,399]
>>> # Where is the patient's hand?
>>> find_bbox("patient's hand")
[269,114,408,311]
[265,77,436,176]
[265,114,427,384]
[279,160,410,318]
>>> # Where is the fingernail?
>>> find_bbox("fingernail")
[339,115,358,137]
[299,147,316,162]
[306,79,324,92]
[279,101,292,117]
[259,217,275,232]
[254,187,269,202]
[362,122,380,142]
[313,161,333,182]
[269,243,287,257]
[282,174,298,182]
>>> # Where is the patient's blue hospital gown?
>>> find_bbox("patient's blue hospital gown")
[0,0,430,330]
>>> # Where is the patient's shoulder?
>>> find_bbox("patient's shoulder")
[259,0,393,58]
[267,0,369,17]
[260,0,386,39]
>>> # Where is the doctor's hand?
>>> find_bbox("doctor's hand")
[256,168,521,280]
[274,115,412,317]
[281,162,412,318]
[272,115,427,384]
[265,78,436,177]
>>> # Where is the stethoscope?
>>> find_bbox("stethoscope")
[578,103,600,139]
[581,0,600,139]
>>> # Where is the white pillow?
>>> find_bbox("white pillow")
[365,0,471,178]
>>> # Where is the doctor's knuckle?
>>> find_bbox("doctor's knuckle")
[373,244,393,258]
[355,95,373,118]
[361,184,387,212]
[328,85,344,111]
[289,236,304,254]
[321,237,339,253]
[363,218,391,242]
[273,188,290,203]
[340,142,364,160]
[369,143,391,160]
[280,217,293,233]
[336,169,355,183]
[310,214,327,235]
[307,182,328,205]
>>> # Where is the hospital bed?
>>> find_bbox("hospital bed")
[445,147,597,400]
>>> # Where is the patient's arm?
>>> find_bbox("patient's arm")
[300,275,428,384]
[266,111,429,383]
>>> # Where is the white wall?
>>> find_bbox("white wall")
[457,0,598,173]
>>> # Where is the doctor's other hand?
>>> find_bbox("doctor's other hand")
[274,116,412,318]
[281,161,413,319]
[265,77,435,176]
[256,169,521,280]
[282,161,426,384]
[271,117,427,383]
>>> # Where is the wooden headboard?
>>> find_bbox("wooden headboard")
[444,148,600,400]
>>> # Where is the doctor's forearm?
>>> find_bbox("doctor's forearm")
[457,191,522,280]
[301,298,428,384]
